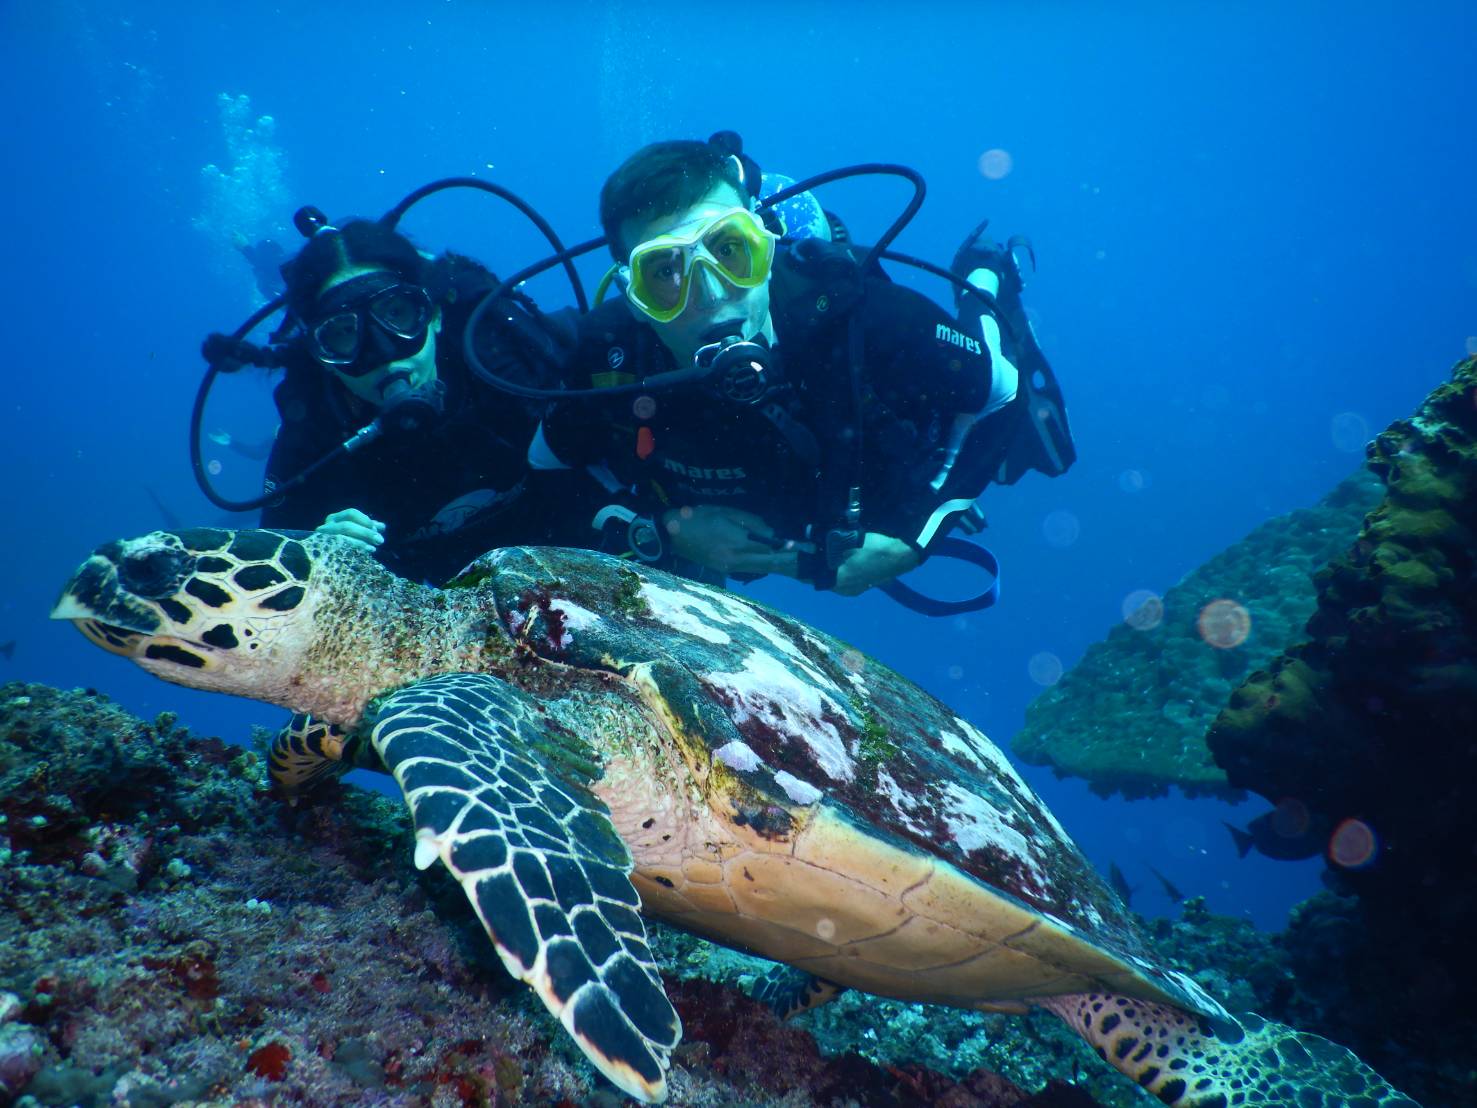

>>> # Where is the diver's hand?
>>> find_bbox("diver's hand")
[316,508,386,552]
[832,533,921,596]
[661,506,800,577]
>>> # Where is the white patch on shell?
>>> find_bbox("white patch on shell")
[938,780,1047,893]
[706,650,854,782]
[548,599,600,649]
[772,770,823,806]
[948,716,1072,844]
[657,578,846,697]
[713,740,764,773]
[875,769,933,840]
[638,582,732,644]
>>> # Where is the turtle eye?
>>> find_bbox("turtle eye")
[118,547,193,599]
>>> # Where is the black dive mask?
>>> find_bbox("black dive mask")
[306,271,436,377]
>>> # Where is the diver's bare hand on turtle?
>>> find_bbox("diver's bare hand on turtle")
[832,533,921,596]
[661,505,800,577]
[316,508,386,552]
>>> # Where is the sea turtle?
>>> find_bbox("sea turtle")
[52,528,1417,1106]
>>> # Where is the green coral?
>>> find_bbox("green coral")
[444,565,494,590]
[612,568,650,618]
[850,697,898,788]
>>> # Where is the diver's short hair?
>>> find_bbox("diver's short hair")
[600,140,747,263]
[280,220,434,322]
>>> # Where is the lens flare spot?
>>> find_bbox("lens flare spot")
[1028,652,1063,686]
[1118,469,1147,493]
[1270,797,1312,839]
[1123,590,1164,630]
[1042,510,1080,548]
[207,459,223,476]
[947,665,964,680]
[1465,335,1477,356]
[977,148,1013,180]
[1328,818,1378,868]
[1198,599,1251,649]
[815,917,836,941]
[632,395,657,420]
[1331,411,1370,454]
[840,648,866,673]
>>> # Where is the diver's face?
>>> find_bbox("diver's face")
[315,265,441,408]
[620,183,773,366]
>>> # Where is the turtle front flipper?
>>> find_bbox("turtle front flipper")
[369,673,681,1104]
[752,965,847,1019]
[268,714,351,803]
[1038,994,1420,1107]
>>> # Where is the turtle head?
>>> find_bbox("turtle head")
[53,527,336,698]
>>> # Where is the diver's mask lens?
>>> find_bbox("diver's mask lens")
[307,277,435,376]
[622,207,776,324]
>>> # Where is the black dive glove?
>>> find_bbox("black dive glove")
[796,527,864,591]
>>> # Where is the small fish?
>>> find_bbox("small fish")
[1148,865,1185,903]
[1225,800,1329,862]
[0,640,14,661]
[1108,861,1137,906]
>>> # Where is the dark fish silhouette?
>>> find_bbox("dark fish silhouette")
[1108,861,1137,906]
[1225,799,1329,861]
[1148,865,1186,904]
[0,640,14,661]
[144,485,184,530]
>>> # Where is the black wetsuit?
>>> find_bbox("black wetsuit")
[261,256,594,584]
[536,241,1001,551]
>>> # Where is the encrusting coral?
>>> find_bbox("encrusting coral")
[1,683,1106,1107]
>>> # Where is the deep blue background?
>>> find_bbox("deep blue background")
[3,2,1473,930]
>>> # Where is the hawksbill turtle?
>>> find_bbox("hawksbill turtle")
[52,528,1418,1107]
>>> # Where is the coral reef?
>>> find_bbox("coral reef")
[1207,355,1477,1099]
[1013,470,1383,798]
[1,683,1106,1107]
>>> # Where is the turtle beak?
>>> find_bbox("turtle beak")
[53,548,163,655]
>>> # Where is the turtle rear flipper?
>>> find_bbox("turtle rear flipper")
[1039,994,1420,1107]
[369,673,681,1104]
[752,965,846,1019]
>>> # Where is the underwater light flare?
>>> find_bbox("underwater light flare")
[206,459,223,477]
[1465,335,1477,356]
[1122,590,1163,631]
[1042,509,1080,548]
[1328,818,1378,868]
[1330,411,1370,453]
[1118,469,1147,492]
[977,148,1013,180]
[1028,652,1063,686]
[1197,599,1250,649]
[632,395,657,420]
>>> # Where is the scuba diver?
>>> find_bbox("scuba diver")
[512,136,1075,605]
[199,210,589,586]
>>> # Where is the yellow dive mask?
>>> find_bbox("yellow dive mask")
[619,206,777,323]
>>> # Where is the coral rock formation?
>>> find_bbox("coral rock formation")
[1208,355,1477,1098]
[1013,471,1383,798]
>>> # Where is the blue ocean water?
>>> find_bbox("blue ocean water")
[2,2,1472,933]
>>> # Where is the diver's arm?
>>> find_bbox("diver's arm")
[830,534,921,596]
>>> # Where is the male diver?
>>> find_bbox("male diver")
[528,138,1061,599]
